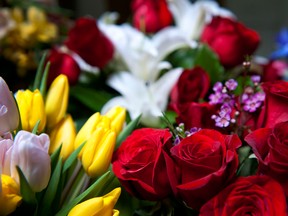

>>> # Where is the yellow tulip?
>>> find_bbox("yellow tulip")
[49,115,76,160]
[104,106,126,135]
[68,187,121,216]
[81,127,116,178]
[0,175,22,215]
[74,112,103,150]
[45,74,69,129]
[15,89,46,132]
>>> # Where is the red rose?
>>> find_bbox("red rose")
[170,67,210,105]
[132,0,172,33]
[112,128,172,201]
[46,48,81,85]
[257,81,288,128]
[200,16,260,68]
[173,102,217,130]
[262,60,288,82]
[200,176,287,216]
[65,17,114,68]
[245,121,288,195]
[165,129,241,209]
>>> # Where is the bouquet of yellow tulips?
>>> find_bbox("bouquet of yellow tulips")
[0,55,140,216]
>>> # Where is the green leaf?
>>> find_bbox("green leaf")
[55,171,112,216]
[38,158,63,216]
[31,120,41,134]
[70,85,114,112]
[193,44,225,84]
[116,115,141,149]
[62,142,85,173]
[166,48,197,69]
[33,52,47,90]
[40,62,50,97]
[50,144,62,171]
[16,166,37,205]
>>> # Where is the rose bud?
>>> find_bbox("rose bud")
[201,16,260,68]
[65,17,114,69]
[132,0,173,33]
[46,48,81,86]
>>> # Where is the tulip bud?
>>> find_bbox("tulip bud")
[104,106,126,135]
[10,130,51,192]
[0,77,19,135]
[74,112,102,150]
[49,114,76,160]
[45,74,69,129]
[68,187,121,216]
[0,174,22,215]
[81,127,116,178]
[15,89,46,132]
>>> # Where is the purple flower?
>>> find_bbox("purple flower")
[212,82,223,92]
[225,79,238,91]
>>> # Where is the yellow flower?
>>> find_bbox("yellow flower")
[104,106,126,135]
[68,187,121,216]
[15,89,46,132]
[49,115,76,160]
[74,112,103,150]
[45,74,69,129]
[0,175,22,216]
[81,127,116,178]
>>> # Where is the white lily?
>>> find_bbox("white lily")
[168,0,235,40]
[99,22,189,82]
[101,68,183,127]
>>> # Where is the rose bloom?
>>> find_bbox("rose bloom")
[200,16,260,68]
[132,0,173,33]
[200,175,287,216]
[170,67,210,105]
[173,102,218,130]
[257,81,288,129]
[245,120,288,195]
[46,48,81,85]
[112,128,172,201]
[164,129,241,210]
[65,17,114,68]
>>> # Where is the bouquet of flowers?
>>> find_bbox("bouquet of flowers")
[1,0,288,215]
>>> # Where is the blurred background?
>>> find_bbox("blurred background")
[58,0,288,57]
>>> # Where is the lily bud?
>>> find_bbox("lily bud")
[45,74,69,129]
[15,89,46,132]
[0,77,19,135]
[10,130,51,192]
[0,174,22,215]
[104,106,126,135]
[81,127,116,178]
[68,187,121,216]
[49,114,76,160]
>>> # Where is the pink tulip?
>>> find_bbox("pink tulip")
[1,131,51,192]
[0,77,19,135]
